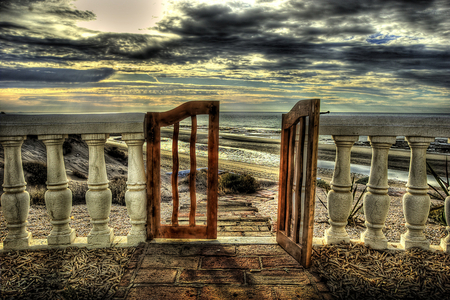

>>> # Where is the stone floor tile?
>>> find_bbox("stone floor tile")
[126,286,198,300]
[246,269,310,285]
[237,245,288,256]
[272,285,322,300]
[134,268,178,284]
[179,269,245,284]
[199,286,275,300]
[201,256,260,269]
[140,255,200,269]
[146,244,182,256]
[261,255,302,268]
[180,245,236,256]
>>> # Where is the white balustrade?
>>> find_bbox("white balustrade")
[82,133,114,247]
[0,136,33,249]
[361,136,396,249]
[39,134,76,245]
[0,113,449,254]
[123,133,147,245]
[441,192,450,252]
[401,136,434,250]
[324,135,358,244]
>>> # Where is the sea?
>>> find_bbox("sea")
[180,112,283,139]
[167,112,449,183]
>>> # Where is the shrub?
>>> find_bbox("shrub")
[356,176,369,185]
[316,179,330,193]
[219,172,259,194]
[427,159,449,226]
[23,161,47,185]
[28,186,46,205]
[69,181,88,204]
[109,176,127,206]
[179,168,208,193]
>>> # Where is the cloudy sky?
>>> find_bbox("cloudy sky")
[0,0,449,113]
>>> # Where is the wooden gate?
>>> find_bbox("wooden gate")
[146,101,219,239]
[277,99,320,268]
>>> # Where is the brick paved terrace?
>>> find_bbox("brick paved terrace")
[113,241,332,300]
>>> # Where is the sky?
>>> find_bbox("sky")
[0,0,449,113]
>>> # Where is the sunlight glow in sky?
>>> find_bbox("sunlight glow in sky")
[0,0,449,113]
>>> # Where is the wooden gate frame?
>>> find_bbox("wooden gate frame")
[277,99,320,268]
[145,101,219,239]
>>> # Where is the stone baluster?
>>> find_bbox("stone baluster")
[441,138,450,253]
[39,135,76,245]
[122,133,147,245]
[361,136,396,249]
[82,134,114,246]
[324,135,359,244]
[0,136,33,249]
[441,188,450,252]
[401,136,434,250]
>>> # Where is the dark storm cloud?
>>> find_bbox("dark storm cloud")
[0,67,115,82]
[0,0,449,90]
[149,0,450,87]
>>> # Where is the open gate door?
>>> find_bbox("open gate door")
[277,99,320,268]
[146,101,219,239]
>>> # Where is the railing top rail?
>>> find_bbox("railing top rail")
[1,111,449,138]
[0,113,145,136]
[319,114,450,137]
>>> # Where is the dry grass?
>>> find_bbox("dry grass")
[0,246,135,299]
[312,242,450,300]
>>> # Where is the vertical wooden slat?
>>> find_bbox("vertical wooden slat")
[285,124,296,237]
[189,116,197,226]
[277,115,289,232]
[207,102,219,239]
[172,122,180,226]
[149,113,161,239]
[292,118,305,243]
[301,100,320,268]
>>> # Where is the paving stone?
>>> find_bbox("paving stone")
[127,286,198,300]
[218,231,244,237]
[146,244,182,256]
[261,256,302,268]
[223,226,259,232]
[181,245,236,256]
[199,286,275,300]
[272,285,321,299]
[201,256,260,269]
[239,221,271,226]
[141,255,200,269]
[237,245,288,256]
[217,221,239,226]
[243,231,274,237]
[246,269,310,285]
[179,269,245,284]
[258,226,271,231]
[134,268,178,284]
